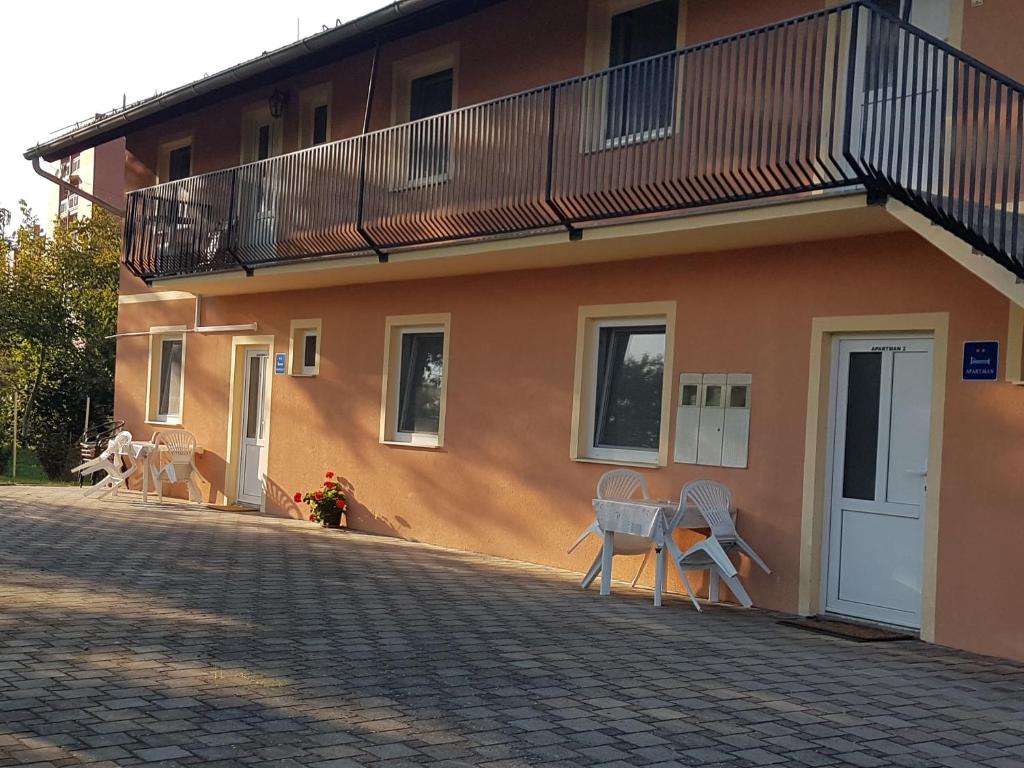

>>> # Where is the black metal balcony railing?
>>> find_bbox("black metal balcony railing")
[123,1,1024,282]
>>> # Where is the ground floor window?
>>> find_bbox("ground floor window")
[380,313,451,448]
[289,319,321,376]
[147,329,186,424]
[571,302,675,465]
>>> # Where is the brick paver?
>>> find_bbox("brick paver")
[1,486,1022,767]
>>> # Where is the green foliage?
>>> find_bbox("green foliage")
[0,205,119,480]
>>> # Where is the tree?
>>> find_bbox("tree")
[0,205,119,478]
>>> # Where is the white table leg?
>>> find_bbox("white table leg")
[709,571,720,603]
[600,531,614,596]
[141,455,150,504]
[654,546,665,607]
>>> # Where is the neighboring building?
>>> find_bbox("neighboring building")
[24,0,1024,662]
[46,140,125,226]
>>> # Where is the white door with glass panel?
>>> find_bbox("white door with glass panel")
[237,348,270,506]
[825,337,933,628]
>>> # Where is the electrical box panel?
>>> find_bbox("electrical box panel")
[674,372,752,468]
[722,373,752,468]
[673,373,702,464]
[696,373,726,466]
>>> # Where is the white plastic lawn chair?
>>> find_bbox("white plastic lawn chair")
[571,470,657,591]
[673,480,771,608]
[149,430,202,503]
[73,430,133,499]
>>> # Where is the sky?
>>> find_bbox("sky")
[0,0,390,231]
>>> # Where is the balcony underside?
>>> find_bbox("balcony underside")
[150,191,904,296]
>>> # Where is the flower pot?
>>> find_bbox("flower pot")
[321,509,343,528]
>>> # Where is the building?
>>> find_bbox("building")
[24,0,1024,662]
[46,140,125,226]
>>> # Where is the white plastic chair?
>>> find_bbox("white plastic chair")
[73,430,133,499]
[149,430,202,503]
[572,470,656,592]
[568,469,650,554]
[673,480,771,608]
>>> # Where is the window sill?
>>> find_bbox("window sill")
[289,372,318,378]
[572,455,663,469]
[146,418,183,427]
[381,439,443,450]
[391,172,451,192]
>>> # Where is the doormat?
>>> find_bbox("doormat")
[207,504,257,513]
[778,616,914,642]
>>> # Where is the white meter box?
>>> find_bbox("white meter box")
[674,372,752,468]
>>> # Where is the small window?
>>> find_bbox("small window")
[381,315,450,448]
[148,332,185,423]
[70,154,81,173]
[289,320,321,377]
[168,145,192,181]
[312,104,329,145]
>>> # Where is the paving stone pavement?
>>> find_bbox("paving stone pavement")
[1,486,1023,768]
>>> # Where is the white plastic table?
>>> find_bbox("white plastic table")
[116,440,205,503]
[591,499,735,606]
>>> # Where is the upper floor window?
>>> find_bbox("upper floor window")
[241,104,281,164]
[300,84,332,149]
[408,68,453,182]
[168,145,192,181]
[157,137,192,183]
[607,0,678,141]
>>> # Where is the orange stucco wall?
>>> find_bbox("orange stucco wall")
[114,231,1024,662]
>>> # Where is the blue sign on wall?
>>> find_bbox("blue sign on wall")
[274,353,287,375]
[962,341,998,381]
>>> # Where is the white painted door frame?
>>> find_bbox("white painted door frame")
[236,347,270,506]
[821,334,934,629]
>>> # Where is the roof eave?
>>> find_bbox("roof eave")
[24,0,489,162]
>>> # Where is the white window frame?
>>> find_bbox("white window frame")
[380,313,451,449]
[570,302,675,467]
[145,326,187,425]
[288,318,321,377]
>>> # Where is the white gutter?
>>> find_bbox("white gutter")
[106,296,257,338]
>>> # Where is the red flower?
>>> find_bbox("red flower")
[325,471,334,479]
[293,492,302,503]
[308,513,315,522]
[335,499,345,509]
[314,491,323,501]
[324,481,334,489]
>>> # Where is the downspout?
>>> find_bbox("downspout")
[31,157,125,217]
[356,37,389,263]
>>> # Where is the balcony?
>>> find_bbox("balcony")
[123,1,1024,283]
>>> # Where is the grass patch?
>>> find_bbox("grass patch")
[0,449,76,486]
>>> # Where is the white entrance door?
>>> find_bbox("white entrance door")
[237,348,269,506]
[825,336,933,628]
